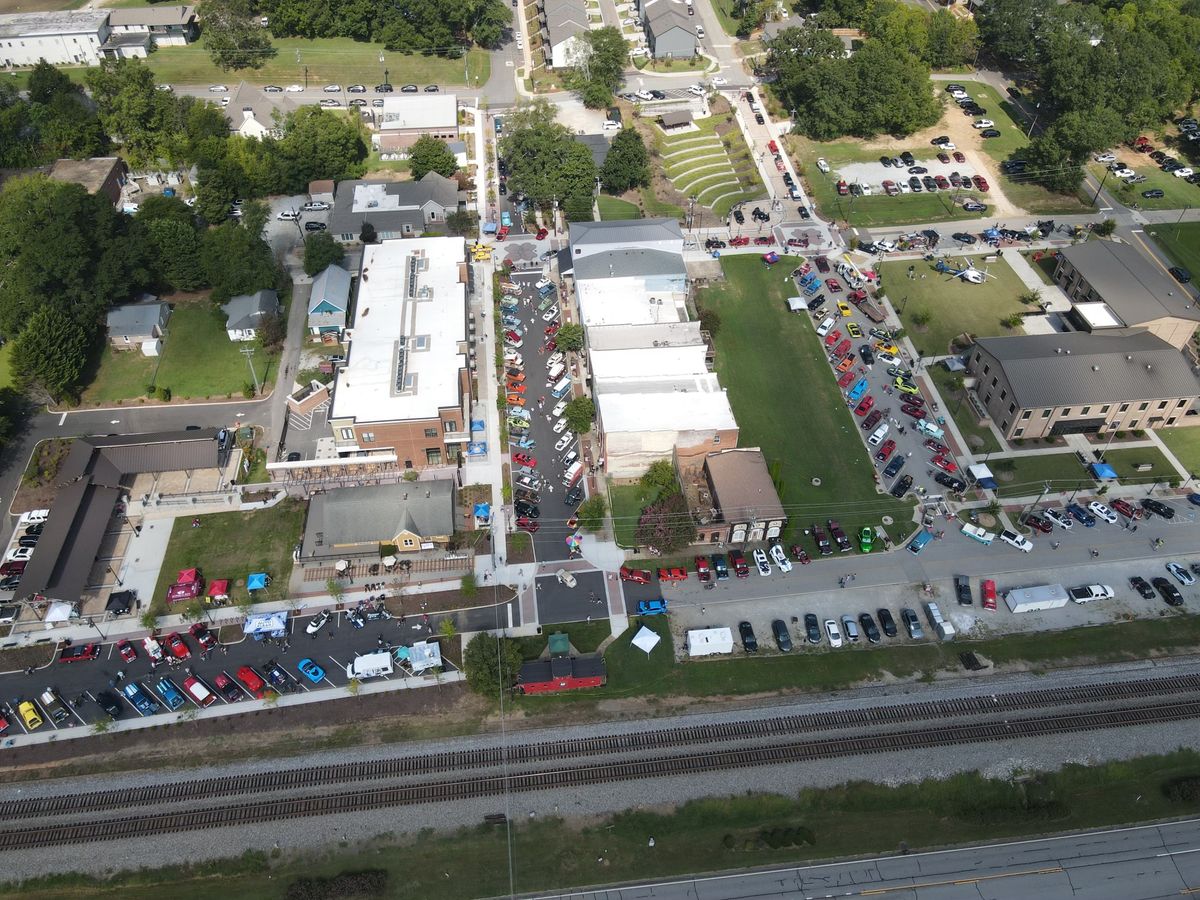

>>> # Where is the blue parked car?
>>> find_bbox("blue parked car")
[636,598,668,616]
[122,682,159,716]
[847,378,869,402]
[155,677,186,711]
[1066,502,1096,526]
[1188,493,1200,507]
[298,658,326,683]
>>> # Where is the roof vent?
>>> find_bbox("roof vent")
[1055,347,1062,354]
[1126,355,1132,361]
[1065,350,1071,354]
[1146,364,1153,372]
[1092,365,1099,372]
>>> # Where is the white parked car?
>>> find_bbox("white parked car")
[5,548,32,562]
[1068,584,1114,603]
[824,618,843,648]
[972,119,994,129]
[301,201,331,211]
[696,25,705,38]
[285,84,304,92]
[504,351,523,366]
[555,432,574,452]
[711,76,728,85]
[875,239,897,252]
[208,84,228,92]
[1167,562,1196,586]
[553,417,569,434]
[1175,167,1195,178]
[542,307,560,322]
[323,84,341,93]
[306,610,331,634]
[555,569,577,588]
[752,548,771,576]
[938,141,957,151]
[999,529,1033,552]
[768,542,792,573]
[1094,152,1116,163]
[1087,501,1119,524]
[816,158,830,173]
[688,84,705,96]
[1112,168,1135,179]
[551,399,568,417]
[635,89,654,101]
[868,423,889,446]
[277,210,299,221]
[816,317,835,337]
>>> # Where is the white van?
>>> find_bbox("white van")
[346,650,394,680]
[562,460,583,486]
[546,363,566,382]
[550,376,572,398]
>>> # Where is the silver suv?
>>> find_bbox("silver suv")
[901,607,924,639]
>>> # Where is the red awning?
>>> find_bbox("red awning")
[207,579,229,598]
[177,567,199,584]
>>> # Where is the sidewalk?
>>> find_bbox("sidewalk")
[1004,250,1072,311]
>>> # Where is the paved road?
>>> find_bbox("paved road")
[0,603,511,736]
[535,817,1200,899]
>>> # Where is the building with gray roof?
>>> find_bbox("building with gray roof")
[328,172,465,243]
[642,0,695,59]
[106,297,170,351]
[222,289,280,342]
[575,133,611,168]
[225,81,298,139]
[966,331,1199,439]
[106,5,196,45]
[541,0,590,68]
[308,264,351,337]
[1054,240,1200,351]
[300,479,456,561]
[0,11,109,65]
[702,448,786,544]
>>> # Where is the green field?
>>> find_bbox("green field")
[609,480,660,548]
[926,364,1002,454]
[1156,427,1200,478]
[80,302,279,405]
[597,195,642,220]
[710,0,741,35]
[1099,445,1182,485]
[1145,222,1200,278]
[144,39,489,88]
[659,115,765,219]
[990,453,1094,498]
[0,342,12,391]
[880,256,1029,358]
[1098,163,1200,211]
[516,619,610,659]
[639,187,685,219]
[150,501,306,617]
[699,256,911,541]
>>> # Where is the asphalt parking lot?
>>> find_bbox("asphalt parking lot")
[263,194,329,255]
[535,569,609,624]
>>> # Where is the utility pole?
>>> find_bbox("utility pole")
[1091,167,1110,206]
[1020,481,1052,524]
[241,346,261,395]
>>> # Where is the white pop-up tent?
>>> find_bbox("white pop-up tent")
[687,627,733,657]
[631,625,661,656]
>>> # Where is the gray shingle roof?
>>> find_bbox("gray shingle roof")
[543,0,588,47]
[575,133,611,167]
[222,289,280,332]
[106,300,168,336]
[1059,240,1200,325]
[569,218,683,246]
[107,5,194,26]
[328,172,462,237]
[308,263,351,315]
[705,448,785,520]
[574,247,687,280]
[303,481,455,554]
[974,331,1200,408]
[225,80,298,134]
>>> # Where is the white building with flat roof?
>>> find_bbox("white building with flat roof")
[328,237,472,470]
[0,11,109,66]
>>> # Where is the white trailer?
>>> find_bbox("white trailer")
[686,627,733,657]
[1004,584,1070,613]
[345,650,394,680]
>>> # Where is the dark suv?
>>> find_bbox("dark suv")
[514,500,539,518]
[738,621,758,652]
[804,613,820,644]
[771,619,793,652]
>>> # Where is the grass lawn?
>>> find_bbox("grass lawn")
[1019,249,1058,285]
[962,83,1028,164]
[658,114,765,218]
[80,302,280,404]
[363,147,410,178]
[597,195,642,220]
[1099,446,1182,485]
[515,619,611,660]
[990,453,1094,498]
[926,365,1001,454]
[806,170,985,228]
[1145,222,1200,277]
[1097,163,1199,212]
[700,256,911,541]
[639,187,685,220]
[1158,427,1200,477]
[0,342,12,390]
[635,56,708,73]
[144,40,489,88]
[609,480,659,548]
[19,747,1200,900]
[150,500,306,616]
[710,0,740,35]
[880,256,1029,358]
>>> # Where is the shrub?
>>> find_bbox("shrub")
[157,386,171,402]
[242,382,255,399]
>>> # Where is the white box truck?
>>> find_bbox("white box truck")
[345,650,394,680]
[1004,584,1069,613]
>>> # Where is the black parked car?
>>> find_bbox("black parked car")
[858,612,881,643]
[95,690,123,719]
[934,471,967,493]
[890,474,913,498]
[877,608,897,637]
[883,455,906,479]
[1129,575,1155,599]
[514,500,539,518]
[771,619,793,652]
[733,208,745,224]
[564,485,584,506]
[738,621,758,653]
[1141,498,1175,519]
[954,575,973,606]
[804,613,820,644]
[1153,577,1184,606]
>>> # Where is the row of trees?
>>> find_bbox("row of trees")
[500,100,598,222]
[563,27,629,109]
[766,30,941,140]
[252,0,509,54]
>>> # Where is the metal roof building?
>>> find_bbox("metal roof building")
[300,480,456,560]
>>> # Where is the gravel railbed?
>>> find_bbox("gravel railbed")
[3,715,1200,882]
[2,654,1198,806]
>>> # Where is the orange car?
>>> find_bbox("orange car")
[507,371,526,383]
[506,381,527,394]
[506,393,526,406]
[835,354,856,373]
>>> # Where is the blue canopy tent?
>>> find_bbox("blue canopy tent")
[247,572,271,592]
[474,502,492,526]
[1089,462,1118,480]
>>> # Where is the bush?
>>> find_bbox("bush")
[285,869,389,900]
[157,386,171,401]
[145,383,156,396]
[242,381,255,399]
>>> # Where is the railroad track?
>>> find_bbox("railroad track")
[4,671,1199,822]
[3,699,1199,851]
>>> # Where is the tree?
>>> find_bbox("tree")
[1093,218,1116,237]
[641,459,679,495]
[84,58,184,168]
[563,396,595,435]
[974,0,1053,65]
[565,27,628,107]
[303,231,345,276]
[501,100,596,211]
[462,632,522,696]
[270,107,367,193]
[925,9,977,68]
[326,578,345,604]
[576,494,607,532]
[698,307,720,336]
[27,60,80,105]
[10,306,91,401]
[194,163,242,224]
[147,218,207,291]
[360,221,378,244]
[445,209,476,236]
[200,222,278,303]
[408,134,459,180]
[600,129,650,194]
[461,572,477,598]
[255,314,286,351]
[439,617,458,640]
[554,322,584,352]
[910,309,932,327]
[634,492,696,553]
[199,0,276,70]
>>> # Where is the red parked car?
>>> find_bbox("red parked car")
[825,278,843,292]
[972,175,989,192]
[513,452,536,468]
[189,622,217,651]
[117,639,137,663]
[980,579,997,610]
[854,395,875,416]
[901,403,925,419]
[789,545,812,565]
[165,632,191,660]
[923,439,949,455]
[516,516,540,533]
[832,339,852,357]
[729,236,750,247]
[695,556,711,582]
[535,227,549,240]
[619,566,652,584]
[235,665,268,698]
[823,329,841,347]
[837,370,856,388]
[874,439,896,462]
[931,454,959,474]
[657,567,688,582]
[59,643,100,663]
[1111,498,1141,520]
[729,549,750,577]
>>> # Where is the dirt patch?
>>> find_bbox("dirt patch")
[11,438,73,514]
[0,643,57,675]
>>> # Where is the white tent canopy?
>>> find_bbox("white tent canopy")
[243,611,288,635]
[44,601,78,623]
[408,640,443,673]
[631,625,661,656]
[786,296,806,313]
[687,627,733,657]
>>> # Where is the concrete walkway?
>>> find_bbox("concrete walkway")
[1003,249,1072,311]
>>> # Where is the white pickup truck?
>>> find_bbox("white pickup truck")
[1068,584,1115,603]
[960,523,996,545]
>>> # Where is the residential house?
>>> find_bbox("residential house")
[642,0,695,59]
[575,133,611,168]
[105,5,196,46]
[221,289,280,342]
[541,0,589,69]
[1053,240,1200,351]
[47,157,126,206]
[299,479,456,561]
[965,331,1200,439]
[308,263,351,337]
[106,296,170,352]
[328,172,465,243]
[224,81,298,139]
